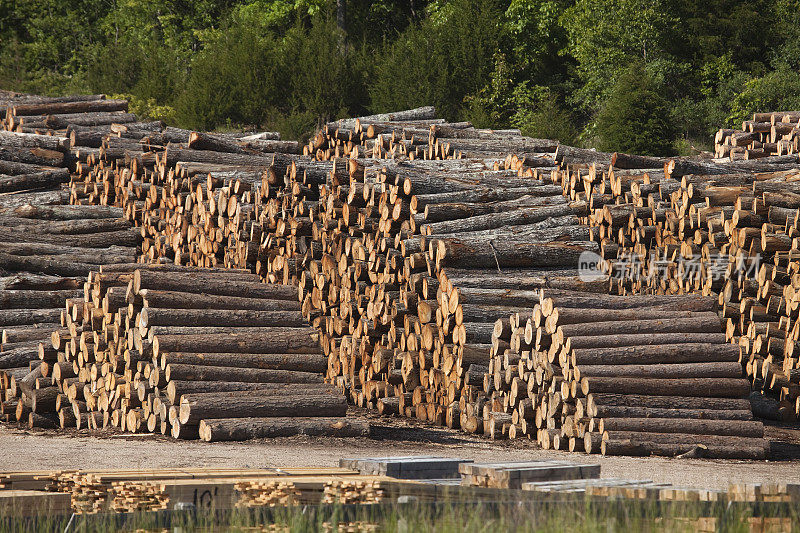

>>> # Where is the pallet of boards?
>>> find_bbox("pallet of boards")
[2,263,368,441]
[338,456,470,479]
[0,490,72,516]
[489,292,768,459]
[459,461,601,490]
[546,149,800,423]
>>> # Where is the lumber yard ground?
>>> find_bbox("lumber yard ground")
[1,408,798,490]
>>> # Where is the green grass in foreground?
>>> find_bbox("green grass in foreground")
[1,497,798,532]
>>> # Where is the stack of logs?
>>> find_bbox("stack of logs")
[487,292,767,458]
[0,200,140,429]
[2,264,367,440]
[546,143,800,421]
[715,112,800,159]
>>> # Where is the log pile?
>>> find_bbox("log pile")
[0,200,140,428]
[2,264,364,440]
[715,112,800,159]
[314,106,559,167]
[264,143,605,436]
[546,151,800,422]
[489,293,768,458]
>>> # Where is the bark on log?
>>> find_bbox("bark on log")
[557,315,722,340]
[582,377,751,397]
[179,392,347,424]
[0,290,80,309]
[139,290,301,312]
[601,438,766,459]
[566,332,727,351]
[160,352,325,373]
[11,99,127,116]
[578,361,743,379]
[0,170,70,192]
[0,131,69,152]
[164,363,322,383]
[167,380,336,404]
[592,405,753,420]
[0,308,62,327]
[599,417,763,438]
[140,308,305,329]
[134,270,295,300]
[199,417,368,441]
[152,330,319,357]
[571,343,740,366]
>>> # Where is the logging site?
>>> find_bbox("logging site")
[1,88,800,529]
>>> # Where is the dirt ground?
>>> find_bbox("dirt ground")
[1,408,798,490]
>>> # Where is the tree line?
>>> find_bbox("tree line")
[2,0,799,155]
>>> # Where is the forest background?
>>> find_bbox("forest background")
[2,0,800,155]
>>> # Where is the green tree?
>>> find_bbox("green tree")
[594,64,676,155]
[562,0,677,109]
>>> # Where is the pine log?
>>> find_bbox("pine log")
[599,417,763,438]
[0,290,80,309]
[0,170,70,192]
[571,343,740,366]
[133,270,295,299]
[160,352,325,373]
[0,308,62,327]
[139,290,301,312]
[582,377,751,397]
[557,315,722,341]
[566,332,727,350]
[45,111,137,129]
[577,361,742,379]
[167,380,336,404]
[0,131,69,152]
[199,417,368,441]
[436,240,598,269]
[0,146,64,167]
[164,363,321,383]
[179,392,347,424]
[592,405,753,420]
[601,438,766,459]
[139,308,305,329]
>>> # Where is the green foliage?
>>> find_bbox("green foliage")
[727,68,800,126]
[511,84,578,144]
[370,0,503,120]
[562,0,677,109]
[594,64,676,156]
[1,0,799,148]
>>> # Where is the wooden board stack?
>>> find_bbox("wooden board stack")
[459,461,600,490]
[489,293,768,458]
[714,112,800,159]
[545,148,800,423]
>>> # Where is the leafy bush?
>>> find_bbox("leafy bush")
[727,67,800,125]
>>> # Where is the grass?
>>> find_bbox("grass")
[0,496,798,532]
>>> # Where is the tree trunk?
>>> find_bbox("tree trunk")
[160,352,325,373]
[179,392,347,424]
[582,377,751,397]
[592,405,753,420]
[566,332,727,351]
[0,308,61,327]
[166,380,336,404]
[571,343,739,366]
[140,308,305,329]
[199,416,368,441]
[140,290,302,312]
[164,363,322,383]
[134,269,294,300]
[600,438,766,459]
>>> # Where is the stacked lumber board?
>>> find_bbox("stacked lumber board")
[715,112,800,159]
[547,151,800,422]
[490,293,768,458]
[459,461,600,489]
[2,264,366,440]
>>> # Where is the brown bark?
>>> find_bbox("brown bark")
[582,377,751,397]
[179,392,347,424]
[160,352,325,373]
[134,269,293,300]
[140,290,301,312]
[599,417,763,438]
[140,308,305,329]
[571,343,740,366]
[166,380,336,404]
[601,438,766,459]
[199,417,368,441]
[164,363,322,383]
[11,99,128,116]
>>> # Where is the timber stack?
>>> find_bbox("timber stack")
[714,112,800,159]
[2,264,366,440]
[488,292,768,458]
[546,141,800,422]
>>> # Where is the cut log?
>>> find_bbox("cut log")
[160,352,325,373]
[199,417,369,441]
[179,392,347,424]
